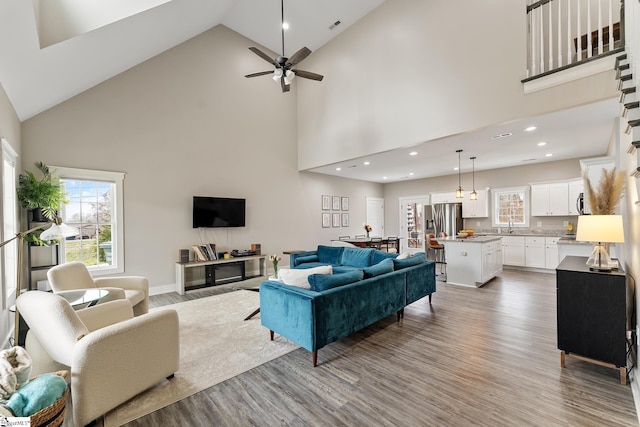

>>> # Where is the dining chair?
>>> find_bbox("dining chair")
[384,236,399,253]
[370,237,382,249]
[338,236,351,240]
[355,234,366,238]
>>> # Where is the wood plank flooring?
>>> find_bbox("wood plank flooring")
[127,269,638,426]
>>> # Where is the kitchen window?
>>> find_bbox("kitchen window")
[492,186,530,228]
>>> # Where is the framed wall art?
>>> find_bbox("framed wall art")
[332,196,340,210]
[322,213,331,228]
[332,213,340,227]
[342,213,349,227]
[321,195,331,210]
[341,197,349,211]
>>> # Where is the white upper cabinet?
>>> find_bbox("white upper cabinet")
[430,192,458,204]
[462,188,489,218]
[530,182,569,216]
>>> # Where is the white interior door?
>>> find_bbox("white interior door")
[365,197,384,238]
[399,196,429,254]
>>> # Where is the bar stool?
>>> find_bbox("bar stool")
[427,233,446,276]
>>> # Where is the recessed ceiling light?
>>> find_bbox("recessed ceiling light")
[537,142,547,146]
[409,151,418,156]
[545,153,553,157]
[383,176,388,180]
[336,167,341,171]
[409,172,414,176]
[363,161,370,165]
[282,22,289,30]
[454,167,459,171]
[524,126,537,132]
[491,132,513,139]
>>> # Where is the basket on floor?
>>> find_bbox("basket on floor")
[29,370,69,427]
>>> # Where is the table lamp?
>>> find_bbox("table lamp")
[576,215,624,272]
[0,217,79,344]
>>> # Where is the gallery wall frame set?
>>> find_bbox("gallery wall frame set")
[321,195,349,227]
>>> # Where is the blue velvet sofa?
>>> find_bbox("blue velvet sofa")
[259,246,436,366]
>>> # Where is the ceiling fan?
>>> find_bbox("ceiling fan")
[244,0,324,92]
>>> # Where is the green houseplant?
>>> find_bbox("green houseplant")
[17,161,68,221]
[17,162,69,244]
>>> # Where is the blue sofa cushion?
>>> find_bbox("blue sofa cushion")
[341,247,374,268]
[317,245,344,265]
[333,265,362,274]
[393,252,427,269]
[308,270,364,292]
[372,250,398,265]
[362,258,394,279]
[294,254,319,266]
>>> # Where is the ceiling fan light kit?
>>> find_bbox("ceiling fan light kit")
[245,0,323,92]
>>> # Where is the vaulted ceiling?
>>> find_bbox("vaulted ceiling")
[0,0,620,183]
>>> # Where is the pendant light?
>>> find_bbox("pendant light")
[470,156,478,200]
[455,149,464,198]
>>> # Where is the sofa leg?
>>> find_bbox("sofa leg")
[312,351,318,367]
[429,294,432,304]
[167,373,175,380]
[396,308,404,321]
[270,330,274,341]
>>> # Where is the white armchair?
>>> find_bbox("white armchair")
[47,261,149,316]
[17,291,179,426]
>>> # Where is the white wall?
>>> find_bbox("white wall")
[296,0,619,170]
[21,26,382,292]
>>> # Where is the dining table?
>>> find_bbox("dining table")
[335,237,402,252]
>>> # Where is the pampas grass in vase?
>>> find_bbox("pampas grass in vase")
[583,167,625,215]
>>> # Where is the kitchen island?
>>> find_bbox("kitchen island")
[441,236,503,287]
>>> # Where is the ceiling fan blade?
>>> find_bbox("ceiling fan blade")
[245,71,274,78]
[281,76,290,93]
[293,69,324,81]
[286,47,312,66]
[249,47,278,66]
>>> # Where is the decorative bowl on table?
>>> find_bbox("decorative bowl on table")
[457,232,469,238]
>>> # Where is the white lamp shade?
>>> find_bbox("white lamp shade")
[272,68,283,81]
[40,221,79,241]
[576,215,624,243]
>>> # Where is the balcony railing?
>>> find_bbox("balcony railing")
[525,0,624,80]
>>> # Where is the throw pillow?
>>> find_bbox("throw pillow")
[317,245,344,265]
[362,258,395,278]
[372,250,398,265]
[308,270,364,292]
[294,254,319,266]
[393,252,426,269]
[396,251,411,260]
[279,266,332,289]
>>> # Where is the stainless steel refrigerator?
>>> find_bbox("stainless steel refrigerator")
[432,203,463,237]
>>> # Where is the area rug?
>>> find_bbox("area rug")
[98,290,298,426]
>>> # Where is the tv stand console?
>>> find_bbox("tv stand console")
[175,254,267,295]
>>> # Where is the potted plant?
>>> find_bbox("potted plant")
[17,161,68,221]
[16,162,69,245]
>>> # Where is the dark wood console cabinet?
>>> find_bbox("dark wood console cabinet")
[556,256,629,384]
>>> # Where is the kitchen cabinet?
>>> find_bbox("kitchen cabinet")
[462,188,489,218]
[556,256,628,384]
[567,179,584,215]
[430,192,458,204]
[531,182,569,216]
[502,236,525,266]
[525,236,546,268]
[545,237,560,269]
[441,236,502,287]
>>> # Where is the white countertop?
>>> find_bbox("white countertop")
[441,236,502,243]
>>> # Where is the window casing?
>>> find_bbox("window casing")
[1,138,18,306]
[492,186,530,228]
[52,167,125,276]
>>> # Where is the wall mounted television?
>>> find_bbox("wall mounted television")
[193,196,246,228]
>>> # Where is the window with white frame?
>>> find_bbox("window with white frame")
[52,167,125,275]
[492,186,530,228]
[2,138,18,305]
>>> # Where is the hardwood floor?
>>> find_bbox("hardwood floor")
[127,269,638,426]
